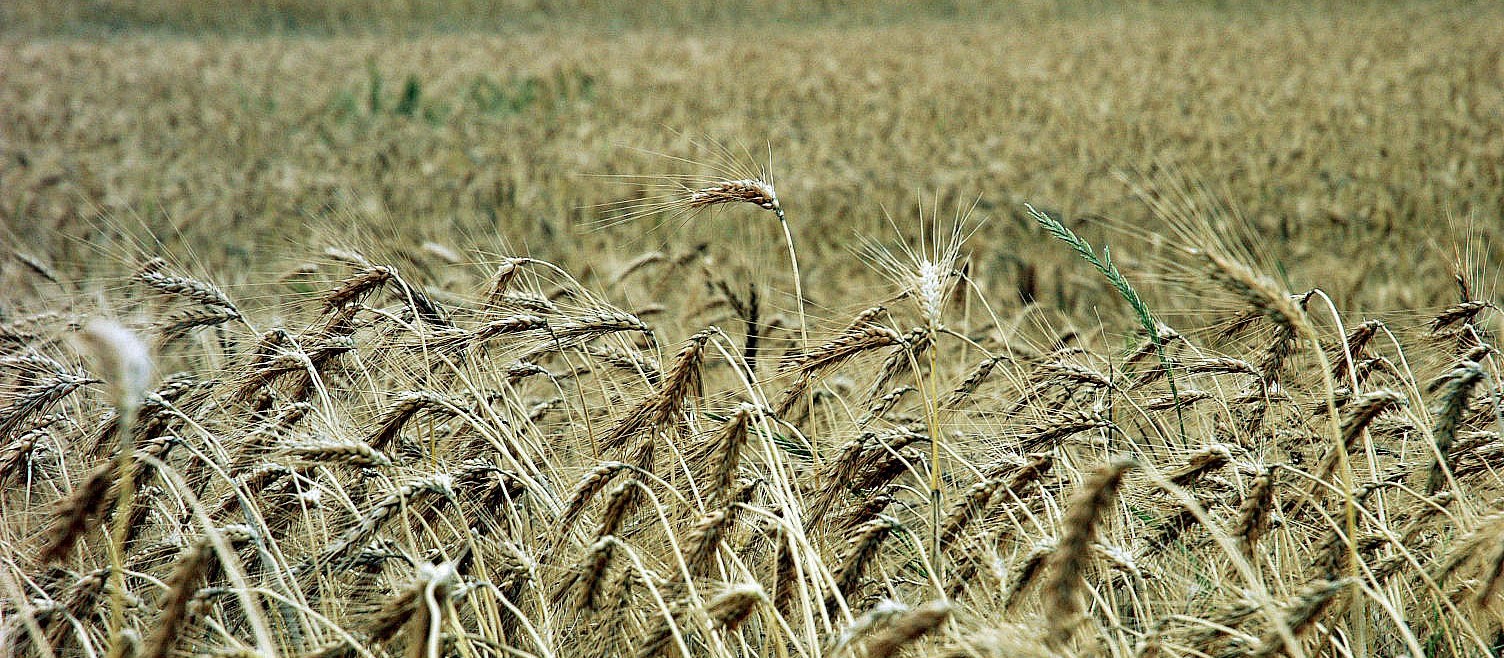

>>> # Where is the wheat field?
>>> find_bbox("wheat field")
[4,3,1504,657]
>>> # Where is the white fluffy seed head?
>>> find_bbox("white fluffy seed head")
[418,559,458,586]
[75,319,154,413]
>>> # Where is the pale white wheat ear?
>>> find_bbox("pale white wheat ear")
[858,196,982,572]
[860,196,978,332]
[75,319,154,417]
[72,319,155,652]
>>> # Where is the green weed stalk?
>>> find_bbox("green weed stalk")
[1025,204,1186,442]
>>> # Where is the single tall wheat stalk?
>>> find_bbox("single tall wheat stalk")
[605,143,808,348]
[862,200,976,574]
[72,320,153,658]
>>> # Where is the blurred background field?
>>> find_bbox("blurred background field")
[4,1,1502,326]
[2,0,1454,36]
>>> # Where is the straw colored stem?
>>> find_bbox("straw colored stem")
[778,211,808,349]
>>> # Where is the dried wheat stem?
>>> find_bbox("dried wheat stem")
[0,370,98,437]
[1234,465,1278,558]
[1019,410,1113,452]
[559,461,633,534]
[134,258,239,313]
[368,390,463,450]
[684,506,737,578]
[324,265,394,310]
[1166,445,1231,487]
[1428,361,1485,493]
[364,561,457,656]
[940,357,1003,409]
[783,323,906,378]
[829,515,902,610]
[596,479,639,539]
[1248,578,1348,658]
[1431,300,1494,334]
[707,583,763,631]
[939,452,1052,549]
[565,536,619,612]
[311,474,454,572]
[862,600,951,658]
[283,438,391,468]
[860,385,916,426]
[142,539,214,658]
[600,329,711,451]
[42,463,114,562]
[1330,319,1382,380]
[1045,458,1136,646]
[158,306,242,347]
[703,403,755,502]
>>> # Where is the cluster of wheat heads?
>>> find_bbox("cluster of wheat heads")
[4,186,1504,658]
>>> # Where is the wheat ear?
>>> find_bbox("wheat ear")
[1045,458,1136,646]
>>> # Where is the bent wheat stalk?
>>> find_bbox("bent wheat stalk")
[686,176,807,349]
